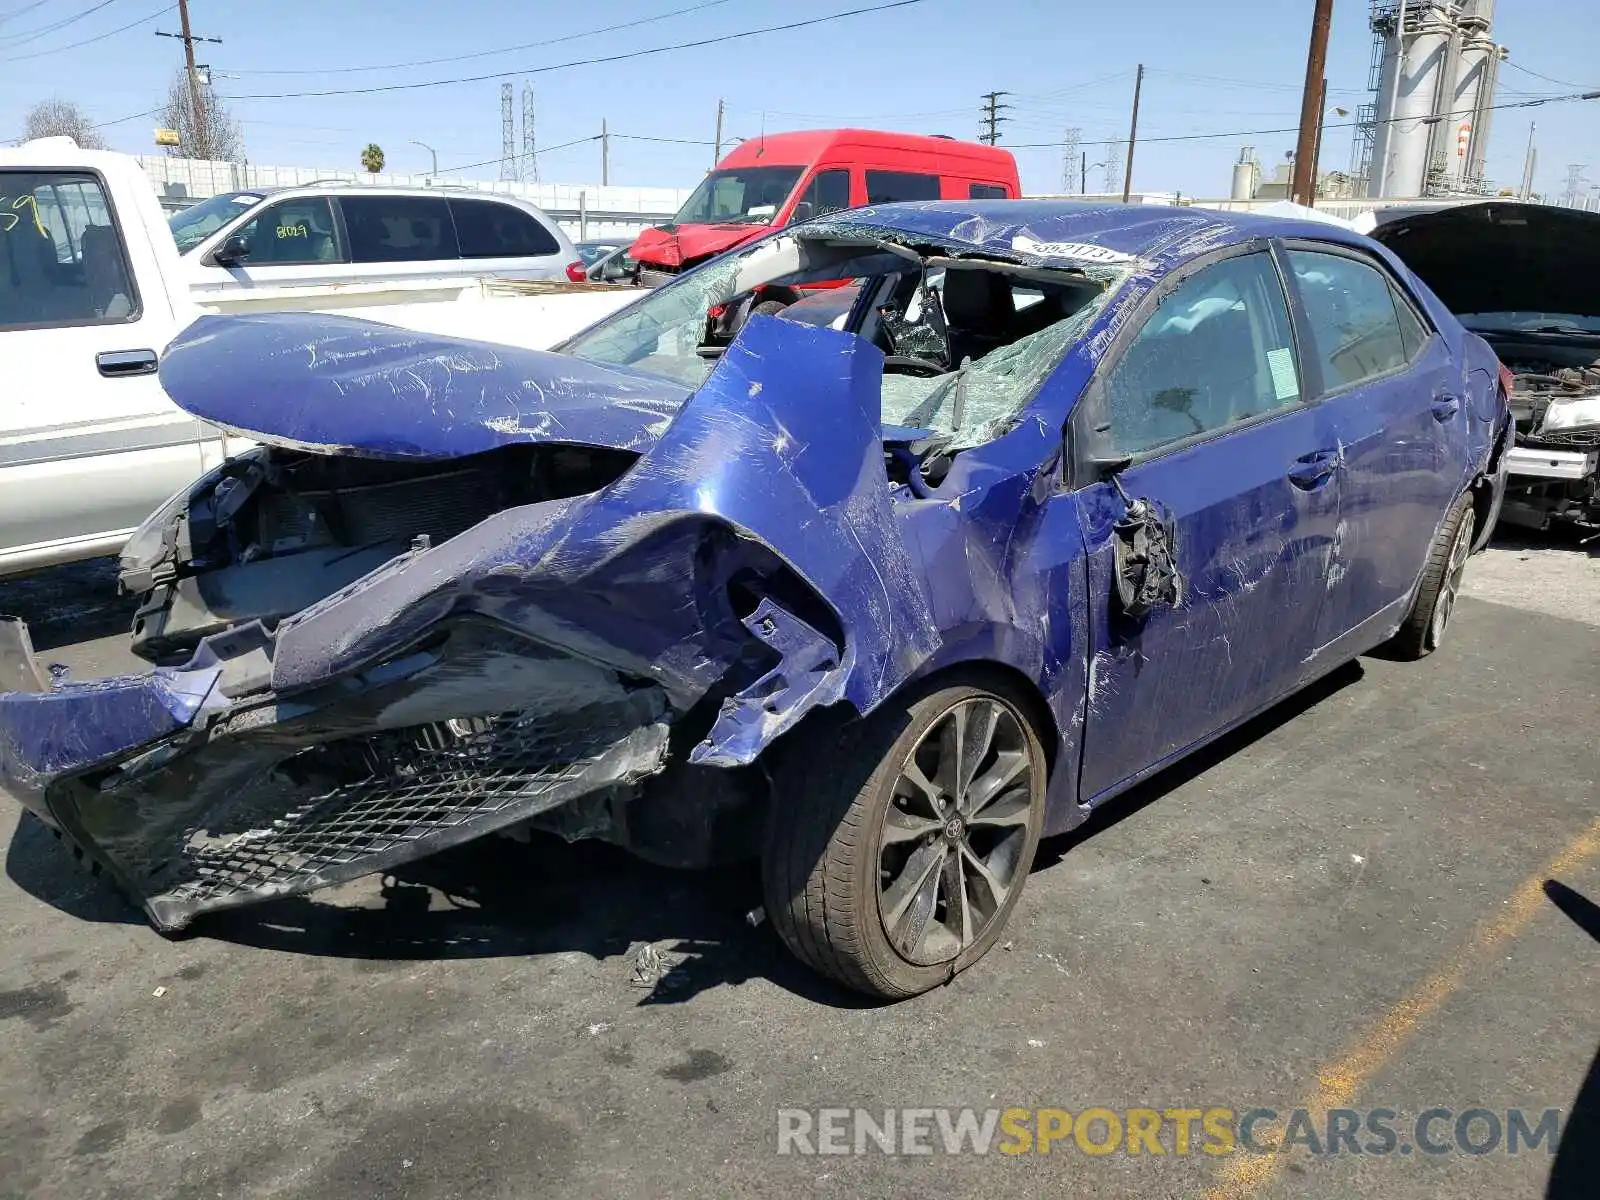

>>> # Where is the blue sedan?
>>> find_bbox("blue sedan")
[0,201,1510,998]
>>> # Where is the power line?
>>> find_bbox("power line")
[2,1,170,60]
[0,0,118,46]
[228,0,734,76]
[999,89,1600,152]
[1500,59,1594,91]
[220,0,935,101]
[0,0,58,24]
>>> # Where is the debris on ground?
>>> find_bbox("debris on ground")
[630,943,666,988]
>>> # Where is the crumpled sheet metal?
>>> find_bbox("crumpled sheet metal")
[0,665,221,814]
[268,316,941,761]
[160,313,691,460]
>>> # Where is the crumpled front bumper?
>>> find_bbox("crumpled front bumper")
[0,317,943,933]
[0,615,673,931]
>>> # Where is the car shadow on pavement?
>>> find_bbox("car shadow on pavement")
[0,557,132,652]
[4,814,144,925]
[204,834,874,1007]
[1032,659,1365,870]
[1544,882,1599,1199]
[1490,525,1599,558]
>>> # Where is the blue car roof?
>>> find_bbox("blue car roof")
[813,199,1374,265]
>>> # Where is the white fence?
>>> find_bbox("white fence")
[137,155,693,240]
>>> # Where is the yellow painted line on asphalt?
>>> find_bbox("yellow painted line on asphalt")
[1204,816,1600,1200]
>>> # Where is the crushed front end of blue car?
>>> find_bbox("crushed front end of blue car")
[0,312,948,932]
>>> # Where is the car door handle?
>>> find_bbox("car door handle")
[1430,393,1461,421]
[96,349,159,378]
[1287,448,1339,490]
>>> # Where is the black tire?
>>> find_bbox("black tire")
[751,299,788,317]
[1390,492,1476,660]
[762,676,1047,1000]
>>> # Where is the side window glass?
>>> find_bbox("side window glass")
[1391,285,1429,360]
[795,169,850,221]
[1287,250,1410,390]
[0,170,138,329]
[340,195,457,263]
[233,197,340,265]
[1104,253,1302,456]
[865,171,941,204]
[450,198,560,258]
[969,183,1009,199]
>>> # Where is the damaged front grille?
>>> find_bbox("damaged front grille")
[60,693,669,930]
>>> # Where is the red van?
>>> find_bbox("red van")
[628,129,1020,276]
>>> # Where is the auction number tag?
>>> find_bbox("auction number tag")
[1011,234,1134,265]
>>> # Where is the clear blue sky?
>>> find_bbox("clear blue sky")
[2,0,1595,200]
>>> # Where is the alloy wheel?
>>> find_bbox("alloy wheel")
[1430,511,1475,647]
[876,697,1035,967]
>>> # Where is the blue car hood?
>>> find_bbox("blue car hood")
[159,312,693,461]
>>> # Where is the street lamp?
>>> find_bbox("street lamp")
[410,139,438,178]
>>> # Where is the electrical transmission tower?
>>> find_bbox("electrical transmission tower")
[1060,127,1082,193]
[1562,164,1588,208]
[978,91,1011,145]
[499,82,517,182]
[522,82,537,184]
[1102,141,1125,194]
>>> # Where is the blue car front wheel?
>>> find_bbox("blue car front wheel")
[761,675,1047,1000]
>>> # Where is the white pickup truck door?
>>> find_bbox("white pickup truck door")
[0,165,199,576]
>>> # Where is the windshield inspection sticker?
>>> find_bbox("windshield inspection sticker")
[1267,347,1300,401]
[1011,235,1134,265]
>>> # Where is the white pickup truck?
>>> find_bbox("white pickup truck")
[0,139,643,577]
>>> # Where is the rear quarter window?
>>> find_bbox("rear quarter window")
[969,183,1009,199]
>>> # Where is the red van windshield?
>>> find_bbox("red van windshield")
[672,165,805,226]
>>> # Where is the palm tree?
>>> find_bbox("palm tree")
[360,143,385,174]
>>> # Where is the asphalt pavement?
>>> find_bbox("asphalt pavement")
[1,538,1595,1200]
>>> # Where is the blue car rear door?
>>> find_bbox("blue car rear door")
[1281,244,1467,655]
[1070,246,1343,803]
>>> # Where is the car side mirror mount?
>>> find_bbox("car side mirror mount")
[1088,451,1134,480]
[212,234,251,267]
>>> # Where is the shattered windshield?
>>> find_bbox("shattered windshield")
[672,166,805,226]
[562,232,1120,450]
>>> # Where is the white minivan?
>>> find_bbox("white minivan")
[169,184,587,307]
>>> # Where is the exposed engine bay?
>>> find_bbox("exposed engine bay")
[1487,340,1600,531]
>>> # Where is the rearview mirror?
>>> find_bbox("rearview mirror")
[212,233,251,266]
[791,201,814,223]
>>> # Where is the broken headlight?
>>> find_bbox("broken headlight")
[1541,396,1600,434]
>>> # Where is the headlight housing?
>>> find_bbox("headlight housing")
[1541,396,1600,434]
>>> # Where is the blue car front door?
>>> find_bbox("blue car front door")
[1070,249,1343,803]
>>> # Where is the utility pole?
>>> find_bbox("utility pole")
[979,91,1011,146]
[601,118,610,186]
[1292,0,1334,206]
[155,0,221,156]
[1518,123,1537,200]
[1121,64,1144,203]
[1312,76,1329,197]
[1082,151,1088,195]
[713,98,724,166]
